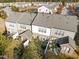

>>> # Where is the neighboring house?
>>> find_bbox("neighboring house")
[32,13,78,43]
[38,5,55,14]
[0,3,13,7]
[5,12,36,35]
[13,2,32,7]
[61,7,69,15]
[3,7,15,16]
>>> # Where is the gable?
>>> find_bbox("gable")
[38,6,49,10]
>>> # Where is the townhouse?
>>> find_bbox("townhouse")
[5,12,78,49]
[5,12,36,34]
[32,13,78,40]
[32,13,78,50]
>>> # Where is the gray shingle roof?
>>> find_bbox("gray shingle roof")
[42,5,54,9]
[39,4,56,10]
[32,13,78,32]
[20,30,32,40]
[6,12,36,25]
[6,12,21,22]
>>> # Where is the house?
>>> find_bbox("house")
[3,7,14,16]
[13,2,32,7]
[5,11,78,50]
[38,5,55,14]
[32,13,78,43]
[5,12,36,35]
[5,12,78,44]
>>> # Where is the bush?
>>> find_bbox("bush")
[0,10,7,19]
[22,39,42,59]
[11,6,19,12]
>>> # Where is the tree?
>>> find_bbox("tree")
[0,10,7,19]
[22,39,42,59]
[11,6,19,12]
[59,0,66,6]
[0,33,12,55]
[13,43,24,59]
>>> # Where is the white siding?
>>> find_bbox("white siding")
[5,22,18,33]
[17,24,31,33]
[38,6,50,13]
[32,25,50,36]
[51,28,76,39]
[5,22,31,34]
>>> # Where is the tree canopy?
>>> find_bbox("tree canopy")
[0,33,12,55]
[22,39,42,59]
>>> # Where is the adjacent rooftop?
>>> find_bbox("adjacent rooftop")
[32,13,78,32]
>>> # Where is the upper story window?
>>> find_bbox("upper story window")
[38,27,46,33]
[20,25,26,29]
[55,30,64,36]
[9,24,14,27]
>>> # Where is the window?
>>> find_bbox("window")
[55,30,64,36]
[20,25,26,29]
[38,27,46,33]
[10,24,14,27]
[55,30,58,35]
